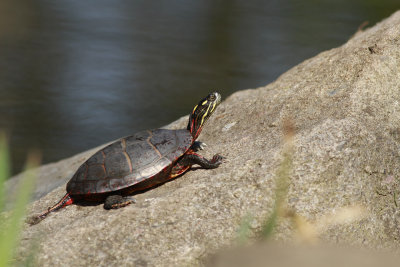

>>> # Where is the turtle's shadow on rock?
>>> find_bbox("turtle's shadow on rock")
[76,167,204,207]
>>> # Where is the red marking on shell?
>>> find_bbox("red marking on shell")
[96,180,109,193]
[110,178,126,190]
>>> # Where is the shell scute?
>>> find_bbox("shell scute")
[86,151,105,165]
[86,164,106,180]
[125,140,157,169]
[104,152,131,178]
[74,164,88,181]
[123,172,143,186]
[95,180,110,193]
[101,141,123,155]
[110,178,126,191]
[82,181,96,194]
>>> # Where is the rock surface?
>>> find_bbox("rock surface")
[12,10,400,266]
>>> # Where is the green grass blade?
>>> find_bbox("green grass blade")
[236,214,254,244]
[261,207,278,238]
[0,152,38,267]
[0,132,10,212]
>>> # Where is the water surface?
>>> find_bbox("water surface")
[0,0,398,174]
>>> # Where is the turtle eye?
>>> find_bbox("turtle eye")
[208,94,216,101]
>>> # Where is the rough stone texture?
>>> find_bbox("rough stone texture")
[11,10,400,266]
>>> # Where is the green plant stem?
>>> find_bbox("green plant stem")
[0,151,38,267]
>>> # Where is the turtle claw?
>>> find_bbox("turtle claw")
[211,154,225,166]
[191,141,207,152]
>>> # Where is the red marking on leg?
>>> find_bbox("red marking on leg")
[185,151,204,158]
[111,200,131,209]
[170,162,191,178]
[38,193,73,219]
[28,193,74,225]
[63,196,73,206]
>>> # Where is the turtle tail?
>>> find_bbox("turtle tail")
[27,193,73,225]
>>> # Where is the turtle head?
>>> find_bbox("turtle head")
[187,92,221,139]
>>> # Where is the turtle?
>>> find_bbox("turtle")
[29,92,223,225]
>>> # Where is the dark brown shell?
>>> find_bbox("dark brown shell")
[66,129,193,196]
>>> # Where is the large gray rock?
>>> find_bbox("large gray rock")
[15,10,400,266]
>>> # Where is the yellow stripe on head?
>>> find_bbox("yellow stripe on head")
[192,105,198,114]
[200,104,211,126]
[210,102,216,114]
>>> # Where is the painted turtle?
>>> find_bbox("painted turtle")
[30,92,223,224]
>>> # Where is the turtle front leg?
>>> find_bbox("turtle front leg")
[104,195,136,210]
[178,152,224,169]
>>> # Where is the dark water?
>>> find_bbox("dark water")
[0,0,398,175]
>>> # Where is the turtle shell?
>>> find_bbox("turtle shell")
[66,129,193,197]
